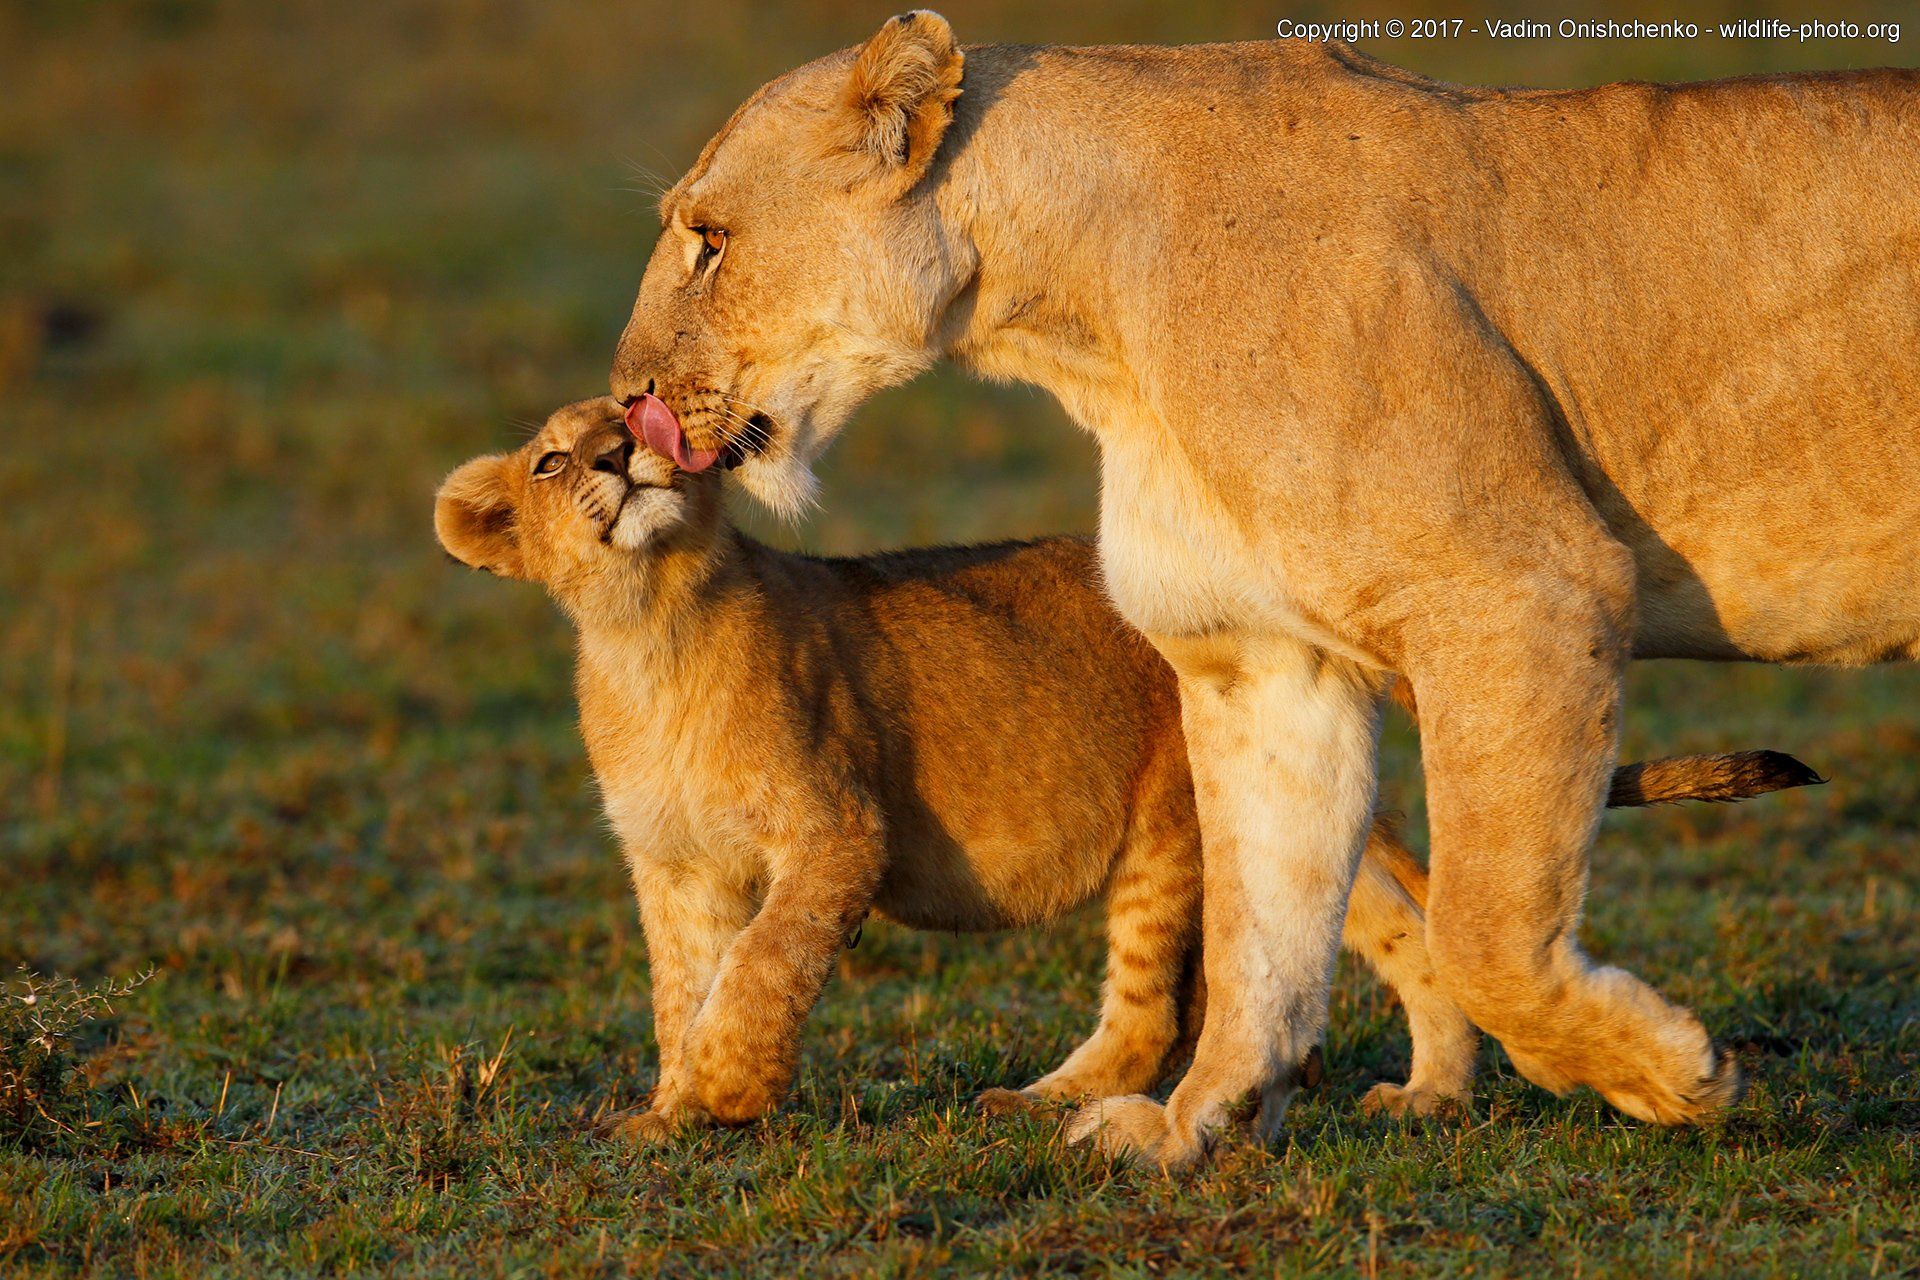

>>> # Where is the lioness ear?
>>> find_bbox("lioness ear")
[838,11,964,193]
[434,454,527,580]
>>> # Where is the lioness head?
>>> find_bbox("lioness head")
[610,11,971,516]
[435,397,720,603]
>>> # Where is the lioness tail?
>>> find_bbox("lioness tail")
[1606,750,1824,808]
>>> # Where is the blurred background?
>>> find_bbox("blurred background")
[1,3,1915,1270]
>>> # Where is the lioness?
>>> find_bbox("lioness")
[605,14,1917,1164]
[435,398,1817,1138]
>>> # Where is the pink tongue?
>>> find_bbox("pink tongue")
[627,393,720,473]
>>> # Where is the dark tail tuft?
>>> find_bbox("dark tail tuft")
[1607,750,1825,808]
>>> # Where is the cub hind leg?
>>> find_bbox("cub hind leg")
[980,733,1201,1114]
[1344,823,1479,1117]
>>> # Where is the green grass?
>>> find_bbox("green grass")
[1,2,1915,1275]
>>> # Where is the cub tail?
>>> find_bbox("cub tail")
[1606,750,1825,808]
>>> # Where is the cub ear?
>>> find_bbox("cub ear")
[434,454,527,580]
[837,11,964,193]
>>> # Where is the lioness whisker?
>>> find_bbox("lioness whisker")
[712,390,774,418]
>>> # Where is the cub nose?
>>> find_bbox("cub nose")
[591,436,634,476]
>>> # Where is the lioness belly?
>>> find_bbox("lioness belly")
[1570,288,1920,665]
[1622,501,1920,665]
[1487,74,1920,665]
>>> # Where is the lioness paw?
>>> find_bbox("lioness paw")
[1502,1043,1580,1096]
[1503,1019,1744,1125]
[1606,1043,1745,1125]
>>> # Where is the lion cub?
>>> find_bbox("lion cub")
[436,398,1818,1140]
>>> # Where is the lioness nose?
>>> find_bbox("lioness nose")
[592,437,634,475]
[610,376,656,408]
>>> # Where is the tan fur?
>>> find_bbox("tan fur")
[436,398,1470,1134]
[607,16,1911,1165]
[437,399,1816,1141]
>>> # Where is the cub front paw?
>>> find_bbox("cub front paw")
[689,1069,785,1126]
[603,1107,699,1146]
[1065,1095,1210,1171]
[684,1036,793,1125]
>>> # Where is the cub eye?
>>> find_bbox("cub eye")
[532,451,568,478]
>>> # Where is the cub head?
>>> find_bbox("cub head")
[434,397,719,602]
[610,11,973,517]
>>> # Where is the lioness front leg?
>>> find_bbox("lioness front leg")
[673,831,882,1127]
[1069,634,1383,1170]
[1413,580,1740,1125]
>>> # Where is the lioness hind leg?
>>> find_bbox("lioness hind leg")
[1344,825,1478,1118]
[1415,591,1741,1126]
[991,736,1202,1114]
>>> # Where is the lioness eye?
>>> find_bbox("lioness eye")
[532,451,568,478]
[694,225,727,262]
